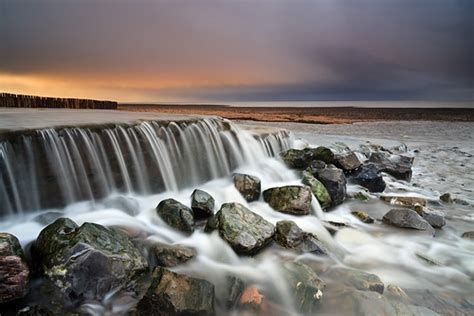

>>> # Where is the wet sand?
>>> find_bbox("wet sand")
[120,104,474,124]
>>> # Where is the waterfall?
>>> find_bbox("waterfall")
[0,118,291,215]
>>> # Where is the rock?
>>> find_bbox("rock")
[263,185,312,215]
[103,195,140,216]
[300,233,327,255]
[135,267,215,316]
[239,286,267,312]
[281,261,325,313]
[369,152,413,181]
[33,218,148,301]
[353,192,369,201]
[225,275,245,309]
[274,220,304,248]
[415,252,442,266]
[381,195,427,208]
[404,289,472,316]
[382,209,432,231]
[439,193,453,203]
[351,211,375,224]
[156,198,195,234]
[351,164,386,193]
[33,211,64,225]
[0,233,29,303]
[334,151,362,172]
[149,242,197,268]
[309,146,335,164]
[325,267,384,294]
[302,169,332,209]
[216,203,274,255]
[461,231,474,239]
[313,166,347,206]
[233,174,261,202]
[281,147,334,169]
[204,215,219,233]
[385,284,409,300]
[414,206,446,229]
[191,189,215,219]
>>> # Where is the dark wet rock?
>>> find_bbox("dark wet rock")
[313,165,347,206]
[191,189,215,219]
[135,267,215,316]
[281,261,325,313]
[156,198,195,234]
[300,233,327,255]
[334,151,362,172]
[369,152,413,181]
[325,267,384,294]
[103,195,140,216]
[216,203,274,255]
[281,147,334,169]
[351,164,386,193]
[414,206,446,229]
[33,218,148,302]
[149,242,197,268]
[233,174,261,202]
[461,231,474,239]
[351,210,375,224]
[263,185,312,215]
[439,193,453,203]
[33,211,64,225]
[274,220,304,248]
[382,209,432,231]
[0,233,29,303]
[225,275,245,309]
[204,215,219,233]
[381,195,427,208]
[352,191,369,201]
[302,169,332,209]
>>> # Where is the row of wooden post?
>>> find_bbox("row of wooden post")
[0,93,117,109]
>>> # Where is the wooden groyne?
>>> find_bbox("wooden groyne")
[0,93,117,109]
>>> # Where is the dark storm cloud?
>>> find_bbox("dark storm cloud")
[0,0,472,101]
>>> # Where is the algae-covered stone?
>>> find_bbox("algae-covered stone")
[156,198,195,233]
[382,209,432,231]
[353,192,370,201]
[263,185,312,215]
[0,233,29,303]
[149,242,197,268]
[216,203,274,255]
[233,174,261,202]
[281,147,334,169]
[191,189,215,219]
[351,210,375,224]
[281,261,325,313]
[313,166,347,206]
[135,267,215,316]
[302,169,332,209]
[325,267,384,294]
[309,146,335,164]
[33,218,148,302]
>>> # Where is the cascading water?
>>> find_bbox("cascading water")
[0,118,291,215]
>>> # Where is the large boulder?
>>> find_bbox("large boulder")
[302,169,332,209]
[0,233,29,303]
[191,189,215,219]
[216,203,274,255]
[313,166,347,206]
[351,164,386,193]
[334,151,362,172]
[135,267,215,316]
[33,218,148,301]
[382,209,432,231]
[149,242,197,268]
[263,186,312,215]
[156,198,195,234]
[281,147,335,169]
[233,174,261,202]
[369,152,413,181]
[281,261,325,313]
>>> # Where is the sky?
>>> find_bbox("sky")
[0,0,473,103]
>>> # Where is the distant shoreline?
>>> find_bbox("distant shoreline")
[119,104,474,124]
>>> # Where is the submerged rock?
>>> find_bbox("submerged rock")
[351,164,386,193]
[414,206,446,229]
[135,267,215,316]
[156,198,195,234]
[382,209,432,231]
[351,211,375,224]
[224,275,245,309]
[325,267,384,294]
[381,195,427,208]
[33,218,148,302]
[352,191,370,201]
[439,193,453,203]
[233,174,261,202]
[334,151,362,172]
[313,165,347,206]
[0,233,29,303]
[239,286,267,312]
[302,169,332,209]
[282,261,325,313]
[263,185,312,215]
[216,203,274,255]
[369,152,413,181]
[461,231,474,239]
[149,242,197,268]
[103,195,140,216]
[191,189,215,219]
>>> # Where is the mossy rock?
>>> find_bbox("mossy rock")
[263,185,312,215]
[156,198,195,233]
[303,169,332,209]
